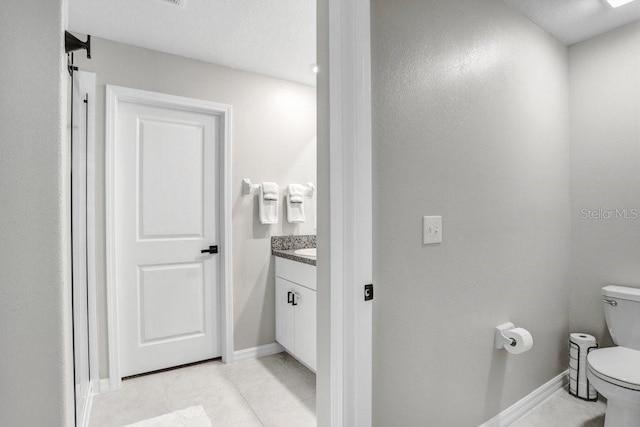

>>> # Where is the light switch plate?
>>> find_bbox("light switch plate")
[423,216,442,244]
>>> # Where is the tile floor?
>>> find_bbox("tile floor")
[512,388,606,427]
[89,352,316,427]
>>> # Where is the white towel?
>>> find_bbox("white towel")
[287,184,306,223]
[288,184,305,204]
[259,182,279,224]
[261,182,278,201]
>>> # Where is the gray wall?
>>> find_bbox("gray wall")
[568,22,640,343]
[371,0,571,425]
[76,37,317,377]
[0,0,74,425]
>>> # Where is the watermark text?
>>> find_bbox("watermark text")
[580,208,638,220]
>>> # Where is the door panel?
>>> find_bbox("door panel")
[138,263,205,343]
[116,97,221,377]
[139,119,204,239]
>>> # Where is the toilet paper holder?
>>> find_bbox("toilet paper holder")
[495,322,518,349]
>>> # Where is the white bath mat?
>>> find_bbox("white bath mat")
[123,406,212,427]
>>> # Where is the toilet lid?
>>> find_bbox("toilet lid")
[587,347,640,391]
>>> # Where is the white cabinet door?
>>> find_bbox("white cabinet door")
[294,284,317,371]
[276,278,296,352]
[116,97,221,377]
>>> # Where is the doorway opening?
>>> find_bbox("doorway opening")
[68,1,321,425]
[67,0,374,425]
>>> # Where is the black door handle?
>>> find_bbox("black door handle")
[287,291,294,304]
[292,293,298,306]
[201,245,218,254]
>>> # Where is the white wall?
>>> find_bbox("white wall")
[370,0,571,425]
[569,22,640,343]
[76,37,316,377]
[0,0,74,425]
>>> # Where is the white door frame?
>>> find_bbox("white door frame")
[319,0,373,425]
[105,86,233,390]
[71,70,100,425]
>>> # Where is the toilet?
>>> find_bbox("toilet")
[587,285,640,427]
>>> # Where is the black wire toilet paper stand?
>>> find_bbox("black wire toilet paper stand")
[569,340,598,401]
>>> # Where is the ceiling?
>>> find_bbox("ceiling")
[68,0,639,86]
[68,0,316,86]
[506,0,640,45]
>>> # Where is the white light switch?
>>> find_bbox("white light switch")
[423,216,442,245]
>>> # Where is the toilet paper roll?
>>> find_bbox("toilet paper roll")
[578,382,588,396]
[503,328,533,354]
[579,384,596,400]
[570,349,591,362]
[569,383,596,400]
[579,376,588,389]
[569,374,597,399]
[570,346,579,360]
[570,333,596,350]
[569,358,578,370]
[569,370,578,381]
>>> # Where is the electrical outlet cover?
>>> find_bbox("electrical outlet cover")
[423,216,442,244]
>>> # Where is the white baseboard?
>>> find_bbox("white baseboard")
[233,342,284,362]
[479,370,568,427]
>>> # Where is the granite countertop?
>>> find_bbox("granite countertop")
[272,248,316,266]
[271,235,316,266]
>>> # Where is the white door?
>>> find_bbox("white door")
[114,94,221,377]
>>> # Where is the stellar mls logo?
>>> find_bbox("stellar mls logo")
[581,208,639,220]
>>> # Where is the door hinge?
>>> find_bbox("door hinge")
[364,284,373,301]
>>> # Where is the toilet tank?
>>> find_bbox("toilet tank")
[602,285,640,350]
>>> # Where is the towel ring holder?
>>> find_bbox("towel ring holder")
[241,179,315,197]
[242,179,260,195]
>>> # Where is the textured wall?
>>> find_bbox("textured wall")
[76,37,316,377]
[371,0,571,425]
[568,22,640,345]
[0,0,74,425]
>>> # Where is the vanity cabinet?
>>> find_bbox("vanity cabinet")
[275,257,316,372]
